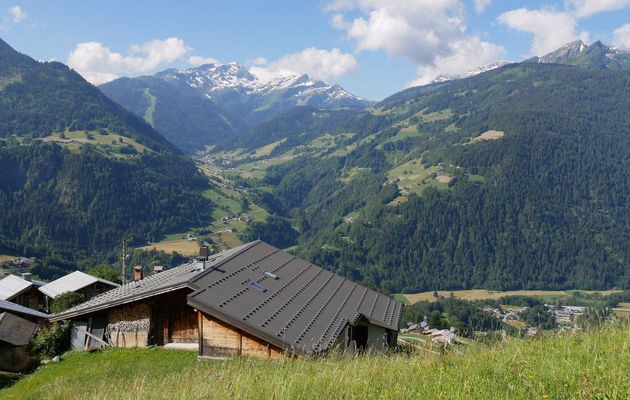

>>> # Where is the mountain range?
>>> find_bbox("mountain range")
[1,37,629,291]
[100,63,369,153]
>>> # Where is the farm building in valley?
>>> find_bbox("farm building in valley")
[51,241,403,357]
[0,273,46,312]
[38,271,119,313]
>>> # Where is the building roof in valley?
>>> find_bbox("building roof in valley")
[187,241,403,355]
[0,274,44,301]
[50,242,254,321]
[0,312,38,346]
[0,299,49,319]
[38,271,119,299]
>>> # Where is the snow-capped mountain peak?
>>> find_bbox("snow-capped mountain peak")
[428,61,511,85]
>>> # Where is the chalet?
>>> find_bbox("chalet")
[51,241,403,357]
[0,273,46,312]
[39,271,119,313]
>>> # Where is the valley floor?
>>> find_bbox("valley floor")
[1,325,628,400]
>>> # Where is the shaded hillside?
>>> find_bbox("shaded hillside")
[100,76,243,153]
[0,38,211,268]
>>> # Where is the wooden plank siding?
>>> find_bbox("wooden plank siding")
[199,312,283,358]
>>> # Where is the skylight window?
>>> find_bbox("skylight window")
[264,271,279,280]
[250,282,267,293]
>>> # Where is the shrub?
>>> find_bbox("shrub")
[28,321,72,359]
[51,292,85,314]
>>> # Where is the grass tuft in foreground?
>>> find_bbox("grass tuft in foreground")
[1,325,628,399]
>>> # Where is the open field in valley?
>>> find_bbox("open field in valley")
[397,289,624,304]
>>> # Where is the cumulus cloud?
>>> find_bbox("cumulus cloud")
[9,5,26,22]
[327,0,504,86]
[249,47,358,82]
[188,55,219,66]
[497,8,589,55]
[565,0,630,18]
[474,0,492,13]
[67,37,190,84]
[1,4,27,30]
[613,24,630,51]
[410,37,504,86]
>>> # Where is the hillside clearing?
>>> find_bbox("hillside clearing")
[399,289,624,304]
[2,326,628,399]
[471,130,504,142]
[138,239,200,256]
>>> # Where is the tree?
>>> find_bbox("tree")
[51,292,85,314]
[88,264,122,284]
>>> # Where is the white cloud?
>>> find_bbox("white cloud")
[474,0,492,13]
[497,8,589,55]
[565,0,630,18]
[326,0,504,87]
[410,37,505,86]
[188,55,219,66]
[9,5,26,22]
[613,24,630,51]
[1,4,27,30]
[249,47,358,82]
[67,37,191,84]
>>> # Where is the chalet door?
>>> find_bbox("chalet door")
[352,326,368,351]
[168,305,198,343]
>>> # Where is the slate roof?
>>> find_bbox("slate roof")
[50,242,253,321]
[0,299,49,319]
[187,241,403,355]
[0,312,39,346]
[39,271,119,299]
[0,274,44,301]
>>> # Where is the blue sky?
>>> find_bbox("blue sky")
[1,1,628,100]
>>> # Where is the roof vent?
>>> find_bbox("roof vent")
[264,271,279,280]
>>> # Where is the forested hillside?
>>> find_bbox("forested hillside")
[0,39,211,272]
[211,63,630,292]
[100,76,242,153]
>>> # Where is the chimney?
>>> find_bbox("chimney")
[133,266,143,281]
[153,264,163,274]
[199,245,210,260]
[21,272,32,282]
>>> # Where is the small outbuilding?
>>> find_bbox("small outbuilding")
[0,273,46,312]
[0,312,39,372]
[39,271,119,313]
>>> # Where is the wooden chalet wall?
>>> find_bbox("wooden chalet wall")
[199,312,283,358]
[11,287,45,312]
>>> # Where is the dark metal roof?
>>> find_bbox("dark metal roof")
[0,299,49,319]
[187,241,403,355]
[0,312,38,346]
[50,242,256,322]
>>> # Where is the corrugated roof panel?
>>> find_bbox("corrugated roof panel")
[0,275,34,300]
[39,271,119,299]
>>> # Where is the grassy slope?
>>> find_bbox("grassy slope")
[2,326,628,399]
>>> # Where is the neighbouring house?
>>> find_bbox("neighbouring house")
[51,240,403,357]
[0,311,40,372]
[39,271,119,313]
[429,329,457,345]
[0,273,47,312]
